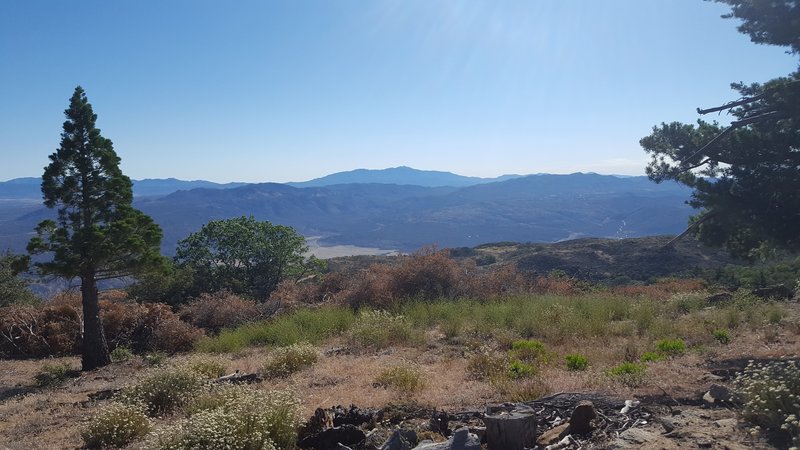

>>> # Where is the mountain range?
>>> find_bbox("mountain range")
[0,167,695,255]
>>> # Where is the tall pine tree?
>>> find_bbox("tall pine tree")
[28,87,163,370]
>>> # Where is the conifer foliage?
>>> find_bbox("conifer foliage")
[28,87,163,370]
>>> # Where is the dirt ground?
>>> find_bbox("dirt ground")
[1,309,798,449]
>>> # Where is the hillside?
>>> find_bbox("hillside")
[0,173,694,255]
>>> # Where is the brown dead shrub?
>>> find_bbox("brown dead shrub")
[613,278,705,300]
[270,273,349,306]
[0,292,203,358]
[179,291,261,333]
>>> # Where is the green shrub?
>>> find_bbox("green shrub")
[507,360,537,379]
[735,360,800,447]
[374,365,425,395]
[144,351,166,366]
[607,362,646,387]
[111,346,134,362]
[639,351,664,363]
[262,343,319,378]
[565,353,589,371]
[347,310,420,350]
[509,339,550,364]
[713,329,731,344]
[144,386,302,450]
[180,355,228,378]
[120,366,206,416]
[82,402,150,449]
[34,362,78,388]
[655,338,686,357]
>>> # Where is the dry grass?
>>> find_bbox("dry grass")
[1,294,798,447]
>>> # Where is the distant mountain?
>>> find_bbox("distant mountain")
[287,166,522,188]
[0,177,246,199]
[0,172,695,255]
[132,178,247,197]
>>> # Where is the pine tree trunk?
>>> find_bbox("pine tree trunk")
[81,274,111,371]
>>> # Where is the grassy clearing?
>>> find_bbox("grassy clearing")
[196,305,355,353]
[197,291,789,364]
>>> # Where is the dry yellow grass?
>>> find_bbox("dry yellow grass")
[0,301,798,448]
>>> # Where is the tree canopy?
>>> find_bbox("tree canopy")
[27,86,163,370]
[0,252,38,307]
[174,216,322,300]
[641,2,799,258]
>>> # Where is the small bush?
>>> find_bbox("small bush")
[144,386,302,450]
[493,378,550,402]
[735,360,800,447]
[655,338,686,358]
[262,343,319,378]
[34,362,79,388]
[509,339,550,364]
[639,351,664,363]
[374,365,425,395]
[144,351,166,366]
[565,353,589,371]
[179,291,262,333]
[82,402,150,449]
[181,355,228,378]
[347,310,420,350]
[507,360,537,379]
[713,329,731,344]
[607,362,646,387]
[111,346,133,362]
[466,352,507,380]
[120,366,206,416]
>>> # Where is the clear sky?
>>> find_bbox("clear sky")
[1,1,797,183]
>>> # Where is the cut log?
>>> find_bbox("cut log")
[482,404,537,450]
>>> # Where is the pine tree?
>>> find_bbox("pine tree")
[28,86,163,370]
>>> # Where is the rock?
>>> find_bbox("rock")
[298,425,367,450]
[332,405,378,427]
[535,423,570,447]
[429,410,450,437]
[658,417,676,434]
[701,372,726,382]
[704,292,733,304]
[381,429,415,450]
[413,427,480,450]
[568,400,596,434]
[606,428,678,449]
[702,384,739,407]
[752,284,794,300]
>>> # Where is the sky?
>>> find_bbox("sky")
[0,1,797,183]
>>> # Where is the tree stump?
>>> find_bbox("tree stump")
[482,404,537,450]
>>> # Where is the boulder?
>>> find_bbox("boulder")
[568,400,597,434]
[381,429,418,450]
[702,384,740,407]
[413,427,480,450]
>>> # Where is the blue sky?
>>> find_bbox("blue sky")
[0,1,797,183]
